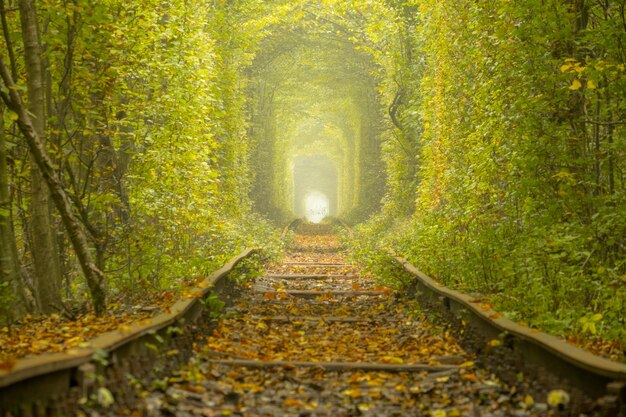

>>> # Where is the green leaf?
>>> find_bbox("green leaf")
[96,387,115,408]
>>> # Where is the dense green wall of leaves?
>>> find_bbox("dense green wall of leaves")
[0,0,277,316]
[353,0,626,346]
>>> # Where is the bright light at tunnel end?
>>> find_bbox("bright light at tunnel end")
[305,191,329,223]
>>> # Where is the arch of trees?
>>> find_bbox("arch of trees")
[1,0,625,347]
[246,14,388,223]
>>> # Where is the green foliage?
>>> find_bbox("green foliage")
[203,292,226,320]
[351,0,626,347]
[91,349,109,367]
[1,0,280,313]
[346,214,414,289]
[579,313,603,336]
[245,1,391,222]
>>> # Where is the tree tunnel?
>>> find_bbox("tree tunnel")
[247,29,386,224]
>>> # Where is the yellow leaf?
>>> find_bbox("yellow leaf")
[357,403,371,411]
[488,339,502,347]
[524,395,534,406]
[587,79,596,89]
[436,376,450,383]
[382,356,404,364]
[118,324,132,332]
[560,63,572,73]
[342,389,362,398]
[431,410,447,417]
[367,378,384,387]
[569,79,582,90]
[547,390,570,408]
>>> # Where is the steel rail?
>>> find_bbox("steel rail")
[0,248,258,413]
[394,255,626,402]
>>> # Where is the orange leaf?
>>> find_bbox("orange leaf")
[374,286,391,295]
[462,373,479,382]
[283,398,305,407]
[0,359,16,372]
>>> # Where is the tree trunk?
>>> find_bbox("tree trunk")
[0,103,22,322]
[18,0,63,313]
[0,58,107,316]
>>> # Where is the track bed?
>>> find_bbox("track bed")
[108,224,575,416]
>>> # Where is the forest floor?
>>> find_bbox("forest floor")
[0,288,181,369]
[96,223,571,417]
[0,295,174,365]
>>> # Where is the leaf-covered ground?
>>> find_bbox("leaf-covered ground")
[101,224,573,417]
[0,291,179,368]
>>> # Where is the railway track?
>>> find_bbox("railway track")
[109,223,586,416]
[2,222,624,416]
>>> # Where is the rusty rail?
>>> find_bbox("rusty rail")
[0,248,257,414]
[394,255,626,403]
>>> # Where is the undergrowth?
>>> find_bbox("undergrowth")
[347,213,626,362]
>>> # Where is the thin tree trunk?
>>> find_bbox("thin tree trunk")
[604,75,615,194]
[0,57,107,315]
[593,98,601,193]
[0,103,22,323]
[18,0,63,313]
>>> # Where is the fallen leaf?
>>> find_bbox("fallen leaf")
[0,359,16,372]
[462,373,479,382]
[488,339,502,347]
